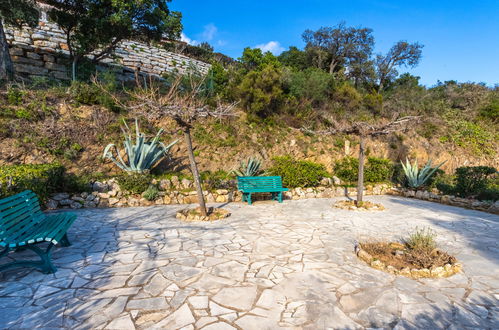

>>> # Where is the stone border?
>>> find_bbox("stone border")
[333,200,385,211]
[46,178,392,210]
[176,207,231,222]
[389,188,499,215]
[355,244,462,279]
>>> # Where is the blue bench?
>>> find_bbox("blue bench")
[0,190,77,274]
[237,176,288,205]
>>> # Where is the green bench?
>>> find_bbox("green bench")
[237,176,288,205]
[0,190,77,274]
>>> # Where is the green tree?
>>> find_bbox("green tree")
[237,64,283,118]
[278,46,309,70]
[0,0,39,81]
[239,47,280,71]
[375,41,423,92]
[45,0,183,80]
[302,23,374,75]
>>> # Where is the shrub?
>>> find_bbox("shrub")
[0,163,65,201]
[201,170,235,191]
[405,226,437,252]
[454,166,497,197]
[333,156,393,184]
[142,185,159,201]
[116,173,151,194]
[365,157,394,183]
[6,87,25,105]
[267,155,329,188]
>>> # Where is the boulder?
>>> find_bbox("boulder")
[52,193,69,201]
[92,181,109,193]
[46,199,58,210]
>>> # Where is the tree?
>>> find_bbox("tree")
[302,23,374,75]
[0,0,39,81]
[45,0,183,80]
[307,116,420,205]
[375,41,423,92]
[278,46,309,70]
[98,76,236,216]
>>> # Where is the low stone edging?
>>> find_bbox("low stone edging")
[388,188,499,215]
[355,244,462,279]
[46,178,392,210]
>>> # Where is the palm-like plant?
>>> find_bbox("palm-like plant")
[401,158,445,189]
[103,119,178,173]
[233,157,263,177]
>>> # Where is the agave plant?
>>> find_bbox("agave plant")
[233,157,263,177]
[401,158,446,189]
[103,119,178,173]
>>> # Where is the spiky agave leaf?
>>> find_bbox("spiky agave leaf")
[102,119,178,173]
[401,158,446,188]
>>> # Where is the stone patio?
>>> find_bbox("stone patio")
[0,196,498,329]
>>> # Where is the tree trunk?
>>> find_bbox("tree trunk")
[183,127,207,216]
[71,57,78,81]
[329,59,337,74]
[356,135,366,205]
[0,20,14,82]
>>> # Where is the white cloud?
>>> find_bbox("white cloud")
[255,41,285,55]
[181,32,198,45]
[201,23,218,41]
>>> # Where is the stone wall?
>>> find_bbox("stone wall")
[389,188,499,214]
[46,177,392,210]
[4,5,210,81]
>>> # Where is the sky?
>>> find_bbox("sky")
[171,0,499,87]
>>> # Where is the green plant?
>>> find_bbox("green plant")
[405,226,437,252]
[103,119,178,173]
[334,156,393,184]
[401,158,446,189]
[268,155,329,188]
[364,157,393,183]
[142,185,159,201]
[233,157,263,177]
[7,87,25,105]
[454,166,497,197]
[116,173,151,194]
[0,163,65,201]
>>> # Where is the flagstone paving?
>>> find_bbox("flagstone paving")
[1,196,498,329]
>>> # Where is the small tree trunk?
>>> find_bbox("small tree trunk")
[71,56,78,81]
[183,127,207,216]
[329,59,337,74]
[0,20,14,82]
[356,135,366,205]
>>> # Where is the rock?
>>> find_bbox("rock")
[98,193,110,199]
[170,176,179,187]
[71,196,85,202]
[46,199,58,210]
[430,266,446,278]
[92,181,109,193]
[70,202,82,209]
[80,192,89,199]
[108,190,118,197]
[86,194,95,201]
[488,201,499,214]
[59,199,72,206]
[108,198,120,205]
[52,193,69,201]
[371,260,385,270]
[181,178,192,189]
[320,177,332,186]
[357,250,373,263]
[332,176,342,185]
[212,286,258,310]
[83,201,97,208]
[128,198,140,207]
[159,179,171,190]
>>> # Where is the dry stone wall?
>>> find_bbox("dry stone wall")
[4,6,210,81]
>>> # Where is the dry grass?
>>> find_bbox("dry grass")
[360,240,456,270]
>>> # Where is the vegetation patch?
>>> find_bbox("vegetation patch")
[268,155,329,188]
[356,227,461,278]
[176,207,231,222]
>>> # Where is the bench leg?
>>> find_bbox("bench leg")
[60,233,71,247]
[278,192,283,203]
[248,193,252,205]
[0,243,57,274]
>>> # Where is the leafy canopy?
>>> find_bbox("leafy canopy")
[45,0,182,61]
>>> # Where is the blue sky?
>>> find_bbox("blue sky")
[171,0,499,86]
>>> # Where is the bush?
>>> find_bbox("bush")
[116,173,152,194]
[364,157,394,183]
[454,166,497,197]
[142,185,159,201]
[0,163,65,201]
[268,155,329,188]
[333,156,393,184]
[436,166,498,201]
